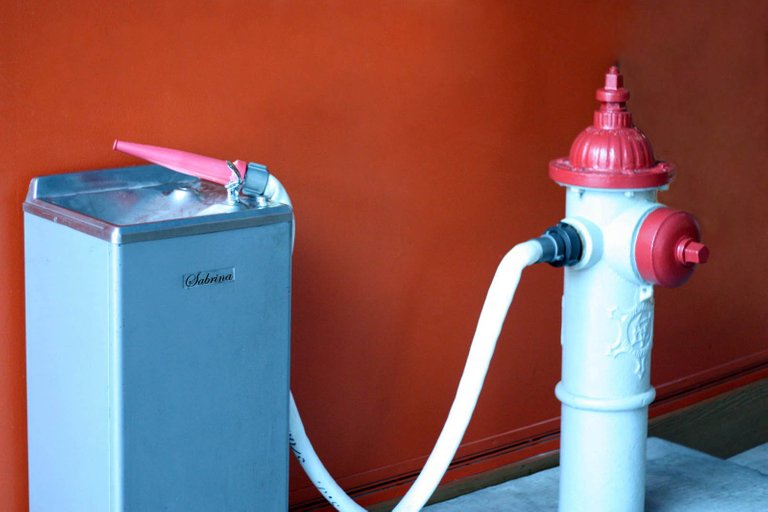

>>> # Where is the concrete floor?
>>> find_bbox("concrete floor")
[728,443,768,476]
[425,438,768,511]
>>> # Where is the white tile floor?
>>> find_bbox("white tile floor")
[425,438,768,511]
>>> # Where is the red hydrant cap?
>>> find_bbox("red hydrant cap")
[549,66,675,189]
[635,207,708,287]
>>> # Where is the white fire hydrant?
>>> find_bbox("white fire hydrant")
[548,66,709,512]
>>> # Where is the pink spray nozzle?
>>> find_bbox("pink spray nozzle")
[113,139,246,186]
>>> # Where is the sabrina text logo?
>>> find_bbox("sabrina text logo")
[183,267,235,289]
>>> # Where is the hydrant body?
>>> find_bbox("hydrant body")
[549,68,707,512]
[558,188,658,512]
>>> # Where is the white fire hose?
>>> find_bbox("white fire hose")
[270,177,548,511]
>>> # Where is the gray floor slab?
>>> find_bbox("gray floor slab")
[426,438,768,511]
[729,443,768,476]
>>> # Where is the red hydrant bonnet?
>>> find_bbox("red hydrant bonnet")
[549,66,675,190]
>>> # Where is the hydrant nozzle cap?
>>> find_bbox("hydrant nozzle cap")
[635,208,708,287]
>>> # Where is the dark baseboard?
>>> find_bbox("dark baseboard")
[649,377,768,458]
[369,448,560,511]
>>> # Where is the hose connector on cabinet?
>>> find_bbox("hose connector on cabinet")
[534,222,583,267]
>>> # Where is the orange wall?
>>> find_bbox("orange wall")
[1,1,766,510]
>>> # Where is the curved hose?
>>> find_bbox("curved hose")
[289,241,541,511]
[263,177,542,511]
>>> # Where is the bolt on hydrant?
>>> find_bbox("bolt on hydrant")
[548,66,709,512]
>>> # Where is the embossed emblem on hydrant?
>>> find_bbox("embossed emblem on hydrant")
[607,298,654,379]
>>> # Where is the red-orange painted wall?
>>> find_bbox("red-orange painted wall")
[1,1,766,510]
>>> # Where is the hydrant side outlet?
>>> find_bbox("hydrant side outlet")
[535,222,583,267]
